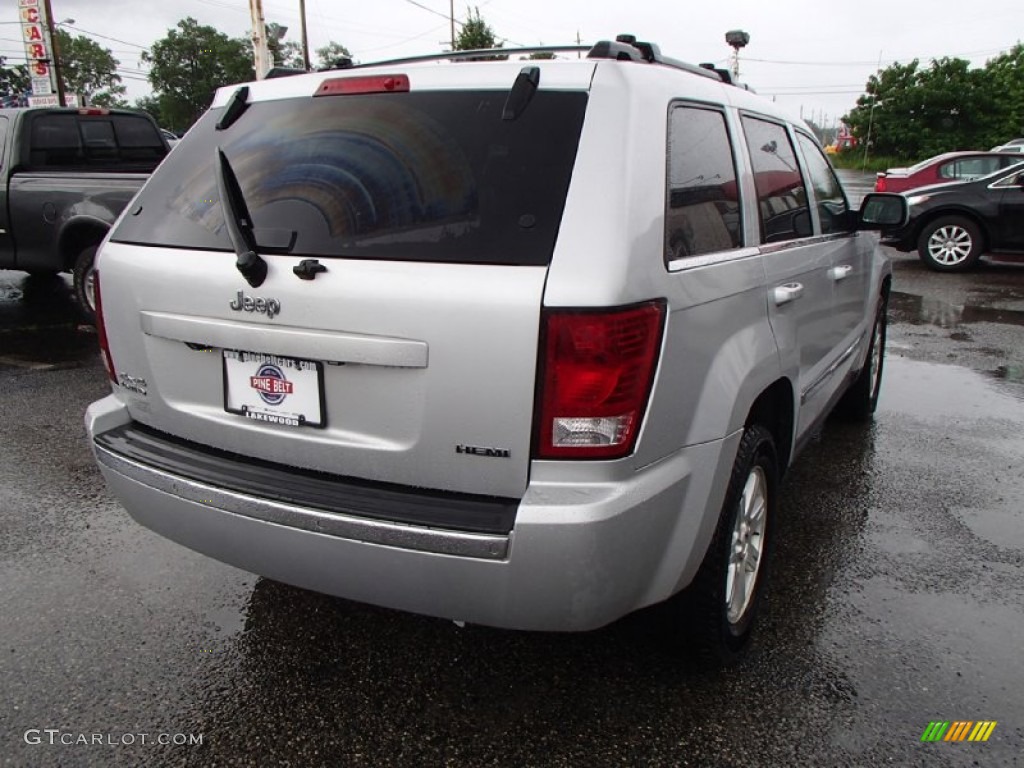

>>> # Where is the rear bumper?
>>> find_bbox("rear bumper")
[86,395,736,631]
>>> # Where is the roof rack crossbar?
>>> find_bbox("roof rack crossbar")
[587,34,749,88]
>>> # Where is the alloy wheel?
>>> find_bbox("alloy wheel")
[926,225,973,266]
[725,466,768,625]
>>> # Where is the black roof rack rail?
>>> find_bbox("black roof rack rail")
[588,33,751,88]
[265,66,307,79]
[699,62,756,92]
[317,45,589,72]
[309,36,753,91]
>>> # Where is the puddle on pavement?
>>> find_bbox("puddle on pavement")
[889,290,1024,329]
[0,273,97,368]
[0,326,99,369]
[881,355,1024,418]
[879,356,1024,549]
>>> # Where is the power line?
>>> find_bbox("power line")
[401,0,462,26]
[64,25,148,50]
[745,44,1019,68]
[351,24,448,55]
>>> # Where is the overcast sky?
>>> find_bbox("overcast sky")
[3,0,1022,125]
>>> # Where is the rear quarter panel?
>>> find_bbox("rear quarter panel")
[544,63,785,462]
[7,173,147,271]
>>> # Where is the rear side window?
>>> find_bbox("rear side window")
[665,105,742,261]
[795,133,851,235]
[27,113,167,170]
[939,156,1005,179]
[741,116,811,244]
[111,90,589,267]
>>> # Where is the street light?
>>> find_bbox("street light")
[725,29,749,81]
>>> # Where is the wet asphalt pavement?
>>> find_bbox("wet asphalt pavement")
[1,230,1023,766]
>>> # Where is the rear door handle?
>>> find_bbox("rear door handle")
[773,283,804,306]
[829,265,853,281]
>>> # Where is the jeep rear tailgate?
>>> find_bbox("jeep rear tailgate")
[99,68,590,500]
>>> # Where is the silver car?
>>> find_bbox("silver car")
[86,36,905,664]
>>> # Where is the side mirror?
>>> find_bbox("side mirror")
[858,193,909,230]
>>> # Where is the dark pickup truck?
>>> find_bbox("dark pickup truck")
[0,107,169,320]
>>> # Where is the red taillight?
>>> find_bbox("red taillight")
[93,271,116,383]
[535,301,666,460]
[314,74,410,97]
[875,175,887,192]
[78,108,109,115]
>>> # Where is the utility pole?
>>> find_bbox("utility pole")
[42,0,65,106]
[298,0,310,70]
[449,0,455,50]
[248,0,271,79]
[576,30,581,59]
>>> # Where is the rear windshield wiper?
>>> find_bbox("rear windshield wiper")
[214,148,267,288]
[216,86,250,131]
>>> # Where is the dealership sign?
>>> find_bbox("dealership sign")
[19,0,58,98]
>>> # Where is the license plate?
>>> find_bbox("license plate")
[223,350,325,428]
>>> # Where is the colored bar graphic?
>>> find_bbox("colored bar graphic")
[945,721,972,741]
[922,720,996,743]
[921,721,950,742]
[968,721,998,742]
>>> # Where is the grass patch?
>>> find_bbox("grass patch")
[830,152,912,173]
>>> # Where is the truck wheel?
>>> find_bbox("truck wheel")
[836,294,887,422]
[917,216,983,272]
[669,424,777,666]
[72,245,99,324]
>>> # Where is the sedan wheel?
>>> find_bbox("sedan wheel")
[917,216,983,272]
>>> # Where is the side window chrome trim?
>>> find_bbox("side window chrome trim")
[667,246,760,272]
[757,232,855,256]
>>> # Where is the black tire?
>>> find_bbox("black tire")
[836,294,887,422]
[916,215,983,272]
[667,424,778,667]
[72,245,99,324]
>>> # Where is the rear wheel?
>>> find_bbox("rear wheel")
[917,216,983,272]
[667,424,777,666]
[72,245,98,324]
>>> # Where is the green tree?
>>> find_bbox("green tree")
[455,7,501,51]
[315,41,352,70]
[0,57,30,105]
[55,29,126,105]
[844,50,1023,161]
[133,94,164,126]
[142,17,253,132]
[845,60,924,159]
[983,44,1024,145]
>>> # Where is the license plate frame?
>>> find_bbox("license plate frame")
[222,350,326,429]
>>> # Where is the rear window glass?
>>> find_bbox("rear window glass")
[666,105,742,260]
[27,113,167,170]
[111,89,589,266]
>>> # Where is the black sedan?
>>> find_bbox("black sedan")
[885,161,1024,271]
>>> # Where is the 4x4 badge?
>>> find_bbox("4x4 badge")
[230,290,281,319]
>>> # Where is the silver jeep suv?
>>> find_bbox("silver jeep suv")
[86,36,905,663]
